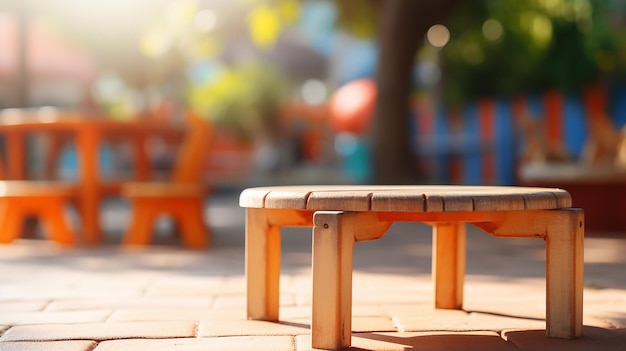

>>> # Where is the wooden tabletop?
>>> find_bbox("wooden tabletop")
[0,113,183,135]
[239,185,572,212]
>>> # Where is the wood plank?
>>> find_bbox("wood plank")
[307,190,372,211]
[553,190,573,207]
[312,211,354,350]
[239,187,272,208]
[432,222,466,309]
[246,208,281,321]
[265,189,311,209]
[471,193,525,211]
[371,191,425,212]
[521,192,559,210]
[546,209,584,338]
[440,195,474,212]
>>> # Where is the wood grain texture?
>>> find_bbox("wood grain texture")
[433,223,466,309]
[239,185,571,213]
[312,211,354,350]
[546,209,584,338]
[246,208,281,322]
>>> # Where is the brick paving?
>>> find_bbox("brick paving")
[0,193,625,350]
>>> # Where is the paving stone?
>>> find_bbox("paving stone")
[296,331,517,351]
[0,285,141,301]
[463,280,546,319]
[503,326,626,351]
[350,316,397,333]
[0,321,197,342]
[467,312,546,331]
[108,308,217,322]
[274,306,314,320]
[0,340,97,351]
[352,289,434,305]
[388,307,546,333]
[0,310,111,325]
[212,294,295,309]
[94,336,295,351]
[583,305,626,329]
[583,289,626,328]
[69,276,153,291]
[380,305,470,332]
[463,296,546,321]
[144,277,231,296]
[0,302,48,313]
[45,297,213,311]
[288,316,396,333]
[199,318,309,337]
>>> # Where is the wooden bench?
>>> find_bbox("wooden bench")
[0,181,77,246]
[239,185,584,350]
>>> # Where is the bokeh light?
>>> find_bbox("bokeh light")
[194,9,217,33]
[482,19,503,41]
[301,79,327,106]
[426,24,450,48]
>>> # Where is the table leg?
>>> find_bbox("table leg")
[76,127,101,245]
[42,198,75,246]
[432,222,466,309]
[6,131,26,179]
[0,201,23,243]
[545,209,584,338]
[123,199,158,246]
[176,198,210,249]
[45,134,69,179]
[133,134,150,180]
[246,208,281,321]
[312,211,354,350]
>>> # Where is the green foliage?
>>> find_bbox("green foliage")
[335,0,378,38]
[439,0,622,106]
[187,63,288,140]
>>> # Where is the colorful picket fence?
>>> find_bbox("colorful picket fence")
[412,85,626,185]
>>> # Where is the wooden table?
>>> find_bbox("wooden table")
[0,112,183,244]
[239,185,584,350]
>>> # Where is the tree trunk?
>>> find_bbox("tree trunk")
[372,0,457,184]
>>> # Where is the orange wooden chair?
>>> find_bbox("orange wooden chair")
[121,110,212,249]
[0,123,78,246]
[0,181,78,246]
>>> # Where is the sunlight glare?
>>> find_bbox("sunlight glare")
[194,9,217,33]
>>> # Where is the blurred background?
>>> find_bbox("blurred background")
[2,0,626,230]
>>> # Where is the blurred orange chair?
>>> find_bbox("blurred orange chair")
[0,125,77,246]
[0,181,77,246]
[121,110,212,249]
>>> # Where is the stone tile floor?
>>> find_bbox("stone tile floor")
[0,194,625,350]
